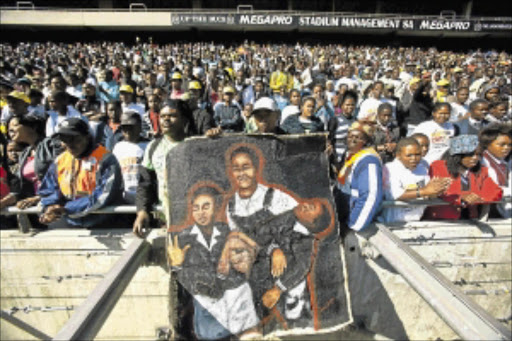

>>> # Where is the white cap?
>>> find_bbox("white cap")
[252,97,278,113]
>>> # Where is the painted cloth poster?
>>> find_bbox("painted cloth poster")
[166,134,350,339]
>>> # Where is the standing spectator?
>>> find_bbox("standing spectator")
[328,90,358,166]
[120,84,145,118]
[404,75,434,136]
[374,103,401,163]
[487,101,509,124]
[380,138,451,223]
[269,60,292,94]
[358,81,385,121]
[480,124,512,218]
[2,91,30,125]
[143,94,161,138]
[46,91,85,137]
[413,103,457,164]
[280,89,301,125]
[336,121,383,232]
[449,87,470,122]
[98,70,120,103]
[424,135,503,220]
[112,111,149,205]
[213,86,243,133]
[455,99,490,136]
[38,118,124,227]
[281,97,324,134]
[411,132,431,169]
[133,100,191,237]
[170,72,185,100]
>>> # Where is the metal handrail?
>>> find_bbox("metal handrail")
[1,198,510,216]
[15,1,34,10]
[129,3,147,12]
[0,7,510,21]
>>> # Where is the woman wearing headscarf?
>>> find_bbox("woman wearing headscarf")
[335,121,383,232]
[424,135,503,220]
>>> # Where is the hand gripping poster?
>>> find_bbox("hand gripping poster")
[166,134,350,339]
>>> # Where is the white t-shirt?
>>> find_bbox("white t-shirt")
[413,120,456,164]
[482,155,512,218]
[380,159,430,223]
[112,140,148,204]
[122,102,145,118]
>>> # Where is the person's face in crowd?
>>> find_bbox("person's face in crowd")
[460,151,481,170]
[83,83,96,97]
[49,95,67,113]
[6,142,23,164]
[60,133,90,158]
[277,62,285,72]
[326,82,335,92]
[301,99,316,118]
[223,91,234,103]
[160,106,185,136]
[105,71,113,82]
[413,136,430,157]
[146,73,156,87]
[471,102,489,121]
[192,194,215,227]
[231,152,258,197]
[392,68,400,79]
[372,83,383,98]
[313,86,324,99]
[397,144,422,170]
[171,79,182,91]
[456,88,469,104]
[148,95,160,111]
[7,97,28,115]
[474,68,484,79]
[341,97,356,117]
[119,91,133,104]
[254,81,264,93]
[490,103,508,120]
[289,91,301,106]
[485,88,500,102]
[438,84,449,94]
[459,78,470,88]
[121,123,141,143]
[51,77,66,91]
[253,110,278,133]
[346,130,367,153]
[107,103,121,122]
[486,67,495,79]
[487,134,512,160]
[432,105,450,124]
[377,108,393,126]
[295,199,324,229]
[242,104,253,119]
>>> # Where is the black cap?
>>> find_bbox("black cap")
[56,118,90,137]
[120,110,142,126]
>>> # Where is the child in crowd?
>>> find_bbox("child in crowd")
[455,99,490,136]
[374,103,401,163]
[487,101,509,123]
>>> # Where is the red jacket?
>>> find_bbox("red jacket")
[424,160,503,220]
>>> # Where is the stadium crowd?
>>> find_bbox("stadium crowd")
[0,41,510,233]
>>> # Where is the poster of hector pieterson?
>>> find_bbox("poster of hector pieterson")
[166,134,350,339]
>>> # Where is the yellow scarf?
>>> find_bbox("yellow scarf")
[338,147,380,185]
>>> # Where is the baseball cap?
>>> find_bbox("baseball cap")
[223,86,235,94]
[7,90,30,104]
[252,97,277,114]
[56,118,90,137]
[452,67,463,73]
[188,80,202,90]
[120,110,142,126]
[437,79,450,87]
[17,77,32,86]
[409,77,421,85]
[171,72,182,80]
[120,84,134,93]
[449,135,478,155]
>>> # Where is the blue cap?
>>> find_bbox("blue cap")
[449,135,479,155]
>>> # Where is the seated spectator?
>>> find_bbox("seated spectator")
[487,101,509,124]
[112,111,149,205]
[449,87,470,122]
[312,83,334,130]
[424,135,503,220]
[280,89,301,125]
[281,96,324,134]
[455,99,490,136]
[374,103,401,163]
[480,124,512,218]
[273,85,289,112]
[214,86,244,133]
[335,121,383,232]
[380,138,451,223]
[46,91,85,137]
[5,140,25,178]
[186,82,215,136]
[413,103,457,164]
[38,118,124,227]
